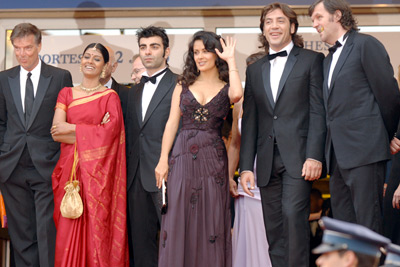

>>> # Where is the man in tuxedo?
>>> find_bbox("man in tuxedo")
[239,3,326,266]
[0,23,72,267]
[309,0,400,234]
[100,45,129,118]
[125,26,177,267]
[131,54,146,84]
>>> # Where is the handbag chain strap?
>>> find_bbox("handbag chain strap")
[69,142,79,184]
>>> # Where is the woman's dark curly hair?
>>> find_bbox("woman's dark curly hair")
[179,31,229,87]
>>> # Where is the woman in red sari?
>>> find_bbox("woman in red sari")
[51,43,129,267]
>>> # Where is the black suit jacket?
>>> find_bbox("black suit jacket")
[125,69,177,192]
[111,77,129,119]
[239,46,326,187]
[324,30,400,170]
[0,62,73,182]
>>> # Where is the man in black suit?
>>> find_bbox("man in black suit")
[0,23,72,267]
[309,0,400,234]
[239,3,326,267]
[125,26,177,267]
[100,45,129,118]
[131,54,146,85]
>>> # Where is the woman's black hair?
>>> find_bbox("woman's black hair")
[179,31,229,86]
[82,43,109,64]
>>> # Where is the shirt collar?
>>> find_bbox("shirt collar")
[20,60,41,78]
[104,78,113,88]
[269,41,294,56]
[142,67,167,78]
[337,31,349,45]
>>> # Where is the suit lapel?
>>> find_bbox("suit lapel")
[275,46,299,102]
[27,62,51,130]
[111,77,119,94]
[142,69,174,127]
[261,59,275,109]
[328,31,355,94]
[323,54,332,103]
[134,83,144,127]
[8,67,25,126]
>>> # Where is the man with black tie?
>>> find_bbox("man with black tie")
[100,45,129,118]
[309,0,400,234]
[0,23,72,267]
[239,3,326,266]
[125,26,177,267]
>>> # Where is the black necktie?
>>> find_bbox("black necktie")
[140,68,168,84]
[268,50,288,60]
[25,72,34,124]
[328,41,342,54]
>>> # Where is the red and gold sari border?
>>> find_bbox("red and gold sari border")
[120,131,125,145]
[68,90,116,109]
[80,143,117,162]
[55,102,67,112]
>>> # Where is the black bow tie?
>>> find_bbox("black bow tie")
[268,50,288,60]
[328,41,342,54]
[328,31,350,54]
[140,68,168,84]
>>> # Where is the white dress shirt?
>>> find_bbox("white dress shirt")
[328,33,348,88]
[141,68,167,121]
[269,41,294,102]
[20,60,41,112]
[104,78,113,89]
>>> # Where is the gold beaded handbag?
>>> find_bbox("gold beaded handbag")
[60,143,83,219]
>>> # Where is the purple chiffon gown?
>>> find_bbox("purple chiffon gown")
[158,84,232,267]
[232,116,271,267]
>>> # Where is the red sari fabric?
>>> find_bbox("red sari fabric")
[52,87,129,267]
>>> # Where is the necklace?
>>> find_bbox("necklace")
[79,83,102,93]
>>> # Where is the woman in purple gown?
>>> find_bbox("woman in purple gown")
[155,31,242,267]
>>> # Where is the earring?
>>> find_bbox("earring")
[100,68,106,79]
[79,65,82,73]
